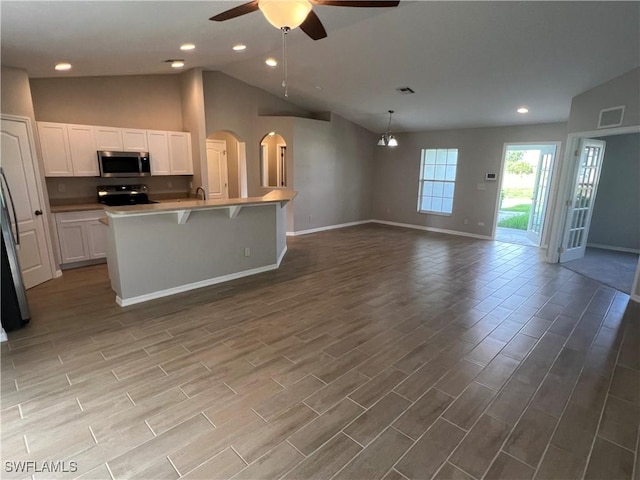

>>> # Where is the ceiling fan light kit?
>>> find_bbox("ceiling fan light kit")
[258,0,312,29]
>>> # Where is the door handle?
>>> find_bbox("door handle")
[34,209,43,216]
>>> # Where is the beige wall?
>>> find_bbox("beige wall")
[30,74,184,131]
[568,68,640,134]
[371,122,567,238]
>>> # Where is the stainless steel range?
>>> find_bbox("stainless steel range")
[97,185,158,206]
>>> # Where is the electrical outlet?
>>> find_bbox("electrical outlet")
[308,214,312,222]
[58,183,66,193]
[478,222,485,227]
[463,218,468,225]
[386,208,391,214]
[244,248,251,257]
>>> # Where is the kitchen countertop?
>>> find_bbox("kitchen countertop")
[50,202,105,213]
[49,193,194,213]
[104,190,297,216]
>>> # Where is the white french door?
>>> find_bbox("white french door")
[526,145,556,245]
[559,138,606,262]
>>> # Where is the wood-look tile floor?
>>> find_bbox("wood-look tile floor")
[1,224,639,480]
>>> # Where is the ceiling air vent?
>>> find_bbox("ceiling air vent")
[396,86,415,95]
[598,105,625,128]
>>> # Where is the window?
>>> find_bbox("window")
[417,148,458,215]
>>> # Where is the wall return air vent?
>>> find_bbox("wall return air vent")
[598,105,625,128]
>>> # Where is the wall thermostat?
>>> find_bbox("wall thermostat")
[485,173,497,181]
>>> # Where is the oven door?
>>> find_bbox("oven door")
[98,152,150,177]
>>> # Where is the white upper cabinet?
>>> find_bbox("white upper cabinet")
[122,129,148,152]
[95,127,123,151]
[147,130,171,175]
[38,122,193,177]
[38,122,73,176]
[168,132,193,175]
[67,124,99,176]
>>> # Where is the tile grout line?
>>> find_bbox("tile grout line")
[577,295,630,480]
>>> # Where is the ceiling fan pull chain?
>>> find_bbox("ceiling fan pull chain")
[281,27,289,97]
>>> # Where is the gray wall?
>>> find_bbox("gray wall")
[202,71,309,198]
[30,74,185,131]
[202,72,376,233]
[568,68,640,134]
[293,114,375,232]
[588,133,640,251]
[1,66,59,265]
[108,204,277,301]
[180,68,207,195]
[372,123,567,238]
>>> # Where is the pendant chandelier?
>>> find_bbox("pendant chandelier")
[377,110,398,147]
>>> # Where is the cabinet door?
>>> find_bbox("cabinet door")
[67,124,99,176]
[86,220,107,259]
[147,130,171,175]
[57,221,90,264]
[37,122,73,176]
[168,132,193,175]
[95,127,123,151]
[122,129,148,152]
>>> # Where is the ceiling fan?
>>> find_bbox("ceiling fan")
[210,0,400,40]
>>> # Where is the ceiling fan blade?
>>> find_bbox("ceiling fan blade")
[300,10,328,40]
[209,1,259,21]
[310,0,399,7]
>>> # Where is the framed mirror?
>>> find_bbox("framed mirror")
[260,132,287,188]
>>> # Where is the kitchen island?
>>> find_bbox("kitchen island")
[104,190,295,306]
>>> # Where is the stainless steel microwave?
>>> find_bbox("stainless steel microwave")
[97,151,151,177]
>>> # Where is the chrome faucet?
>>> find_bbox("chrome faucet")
[195,186,206,200]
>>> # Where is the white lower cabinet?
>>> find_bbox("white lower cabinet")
[55,210,107,266]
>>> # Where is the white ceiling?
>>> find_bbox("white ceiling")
[2,1,639,133]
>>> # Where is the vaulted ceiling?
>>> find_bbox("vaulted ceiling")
[2,1,638,133]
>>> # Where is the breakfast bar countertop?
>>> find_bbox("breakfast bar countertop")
[104,190,297,216]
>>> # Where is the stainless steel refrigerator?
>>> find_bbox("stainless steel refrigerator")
[1,167,30,331]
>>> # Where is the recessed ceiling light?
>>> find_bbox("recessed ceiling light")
[517,106,529,114]
[165,59,185,68]
[180,43,196,51]
[265,58,278,67]
[54,62,72,71]
[233,44,247,52]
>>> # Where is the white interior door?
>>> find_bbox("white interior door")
[206,140,228,200]
[1,117,54,288]
[526,146,556,245]
[560,138,606,262]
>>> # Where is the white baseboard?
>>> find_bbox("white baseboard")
[288,220,372,236]
[54,269,63,278]
[631,293,640,304]
[371,220,492,240]
[286,218,491,241]
[587,243,640,254]
[116,263,279,307]
[277,246,288,267]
